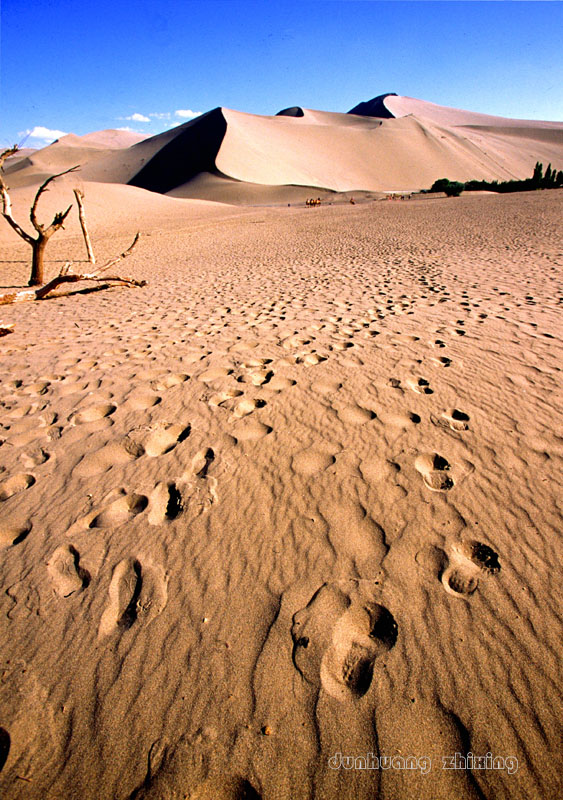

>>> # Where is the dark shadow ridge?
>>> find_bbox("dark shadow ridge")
[128,108,228,194]
[348,93,398,118]
[0,727,10,772]
[276,106,305,117]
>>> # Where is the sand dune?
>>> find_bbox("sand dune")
[4,130,149,189]
[351,92,563,128]
[6,95,562,200]
[127,102,563,195]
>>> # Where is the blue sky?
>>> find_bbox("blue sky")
[1,1,562,148]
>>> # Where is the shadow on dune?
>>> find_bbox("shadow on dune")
[128,108,227,194]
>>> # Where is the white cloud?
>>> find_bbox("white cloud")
[149,112,171,120]
[124,112,150,122]
[23,125,68,143]
[116,126,141,133]
[175,109,202,120]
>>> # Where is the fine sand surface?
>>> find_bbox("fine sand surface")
[0,185,562,800]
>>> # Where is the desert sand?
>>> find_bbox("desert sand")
[0,97,562,800]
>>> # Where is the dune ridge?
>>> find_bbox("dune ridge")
[5,94,562,201]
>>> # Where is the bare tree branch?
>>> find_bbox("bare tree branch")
[44,203,73,238]
[34,271,146,299]
[96,232,140,273]
[0,146,20,170]
[0,146,35,245]
[30,166,80,234]
[0,273,146,305]
[73,189,96,264]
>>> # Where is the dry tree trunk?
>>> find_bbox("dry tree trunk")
[73,189,95,264]
[0,146,78,286]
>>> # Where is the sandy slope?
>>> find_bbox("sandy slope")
[6,97,562,199]
[126,106,563,194]
[379,93,563,128]
[4,130,148,189]
[0,185,562,800]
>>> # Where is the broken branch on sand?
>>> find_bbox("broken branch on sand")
[0,233,145,305]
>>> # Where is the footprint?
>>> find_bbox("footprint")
[152,373,189,391]
[98,558,141,636]
[415,544,448,582]
[311,379,341,395]
[190,776,262,800]
[88,491,148,528]
[198,367,233,383]
[233,420,272,442]
[407,377,433,395]
[237,369,273,386]
[292,581,397,702]
[21,447,50,468]
[208,389,243,407]
[433,356,452,367]
[191,447,215,477]
[21,381,50,396]
[241,358,272,368]
[68,488,148,532]
[70,403,116,424]
[267,376,296,392]
[441,540,500,599]
[0,520,32,548]
[6,402,42,419]
[380,411,421,429]
[125,391,161,410]
[297,353,327,366]
[74,438,144,477]
[431,409,470,432]
[148,482,183,524]
[233,398,266,418]
[0,473,35,501]
[292,448,336,476]
[144,423,190,457]
[98,558,167,637]
[415,453,454,491]
[6,413,52,435]
[282,334,310,350]
[336,405,376,425]
[48,545,89,597]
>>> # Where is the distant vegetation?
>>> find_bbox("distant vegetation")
[427,162,563,196]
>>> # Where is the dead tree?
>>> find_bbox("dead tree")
[0,146,145,309]
[0,146,79,285]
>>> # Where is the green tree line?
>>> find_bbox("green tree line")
[428,162,563,196]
